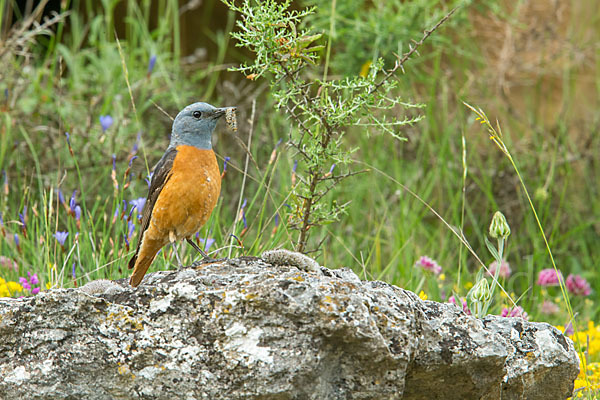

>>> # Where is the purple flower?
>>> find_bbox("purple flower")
[274,213,280,227]
[487,259,511,279]
[415,256,442,275]
[223,156,231,172]
[145,172,154,189]
[19,277,31,291]
[69,190,77,212]
[564,322,574,336]
[57,189,65,204]
[240,198,247,228]
[566,274,591,296]
[131,132,141,155]
[65,131,71,145]
[292,160,298,172]
[72,262,76,279]
[128,155,138,167]
[501,306,529,320]
[329,164,336,174]
[28,272,39,286]
[19,209,26,229]
[54,231,69,246]
[127,221,136,239]
[198,238,215,252]
[14,233,19,246]
[129,198,146,214]
[20,272,41,295]
[537,268,563,286]
[74,205,82,221]
[147,55,157,75]
[99,115,114,132]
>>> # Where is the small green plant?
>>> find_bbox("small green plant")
[223,0,455,252]
[467,211,510,318]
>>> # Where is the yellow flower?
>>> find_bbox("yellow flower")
[439,273,446,281]
[418,290,428,300]
[570,361,600,398]
[7,281,22,293]
[571,321,600,357]
[0,277,23,297]
[464,281,473,290]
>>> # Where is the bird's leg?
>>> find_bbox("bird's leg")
[172,243,184,269]
[186,238,226,266]
[186,238,209,258]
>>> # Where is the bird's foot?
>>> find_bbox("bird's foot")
[190,257,227,269]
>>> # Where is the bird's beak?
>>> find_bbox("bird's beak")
[215,107,238,133]
[213,107,234,119]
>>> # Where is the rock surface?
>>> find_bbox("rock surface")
[0,253,578,399]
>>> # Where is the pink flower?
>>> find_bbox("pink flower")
[448,295,471,315]
[28,272,39,286]
[19,277,31,291]
[501,306,529,320]
[540,300,560,315]
[566,274,591,296]
[487,259,511,279]
[18,271,41,295]
[415,256,442,275]
[0,255,18,272]
[537,268,563,286]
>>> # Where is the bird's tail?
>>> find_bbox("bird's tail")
[129,238,164,287]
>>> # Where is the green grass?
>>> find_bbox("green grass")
[0,0,599,395]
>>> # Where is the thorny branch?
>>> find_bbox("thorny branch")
[290,7,458,252]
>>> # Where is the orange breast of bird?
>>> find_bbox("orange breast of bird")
[146,145,221,242]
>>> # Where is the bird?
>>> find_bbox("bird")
[128,102,234,287]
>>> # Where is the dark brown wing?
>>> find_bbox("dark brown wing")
[128,147,178,269]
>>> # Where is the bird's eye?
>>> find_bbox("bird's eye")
[192,111,202,119]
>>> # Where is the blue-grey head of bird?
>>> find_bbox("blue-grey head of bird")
[170,102,233,150]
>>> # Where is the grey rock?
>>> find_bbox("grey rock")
[0,257,578,399]
[261,248,320,272]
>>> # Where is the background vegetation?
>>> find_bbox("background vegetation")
[0,0,598,396]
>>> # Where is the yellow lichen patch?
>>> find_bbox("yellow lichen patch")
[245,293,258,300]
[117,363,135,380]
[290,275,305,282]
[117,363,131,375]
[105,309,144,331]
[319,295,339,313]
